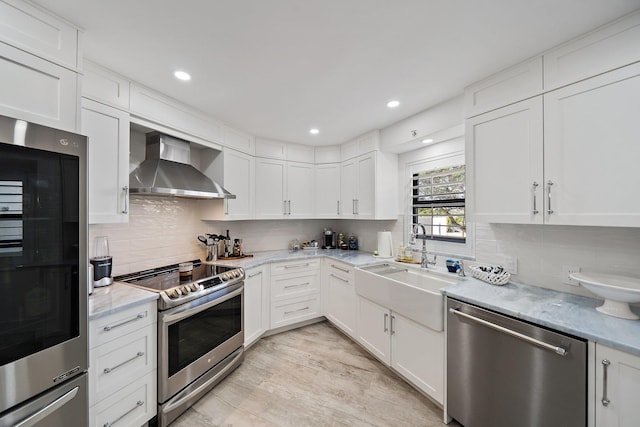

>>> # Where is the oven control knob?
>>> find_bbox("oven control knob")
[189,283,199,292]
[221,273,230,281]
[235,270,242,278]
[167,289,180,299]
[182,286,191,294]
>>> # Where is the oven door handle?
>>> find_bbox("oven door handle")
[162,284,243,324]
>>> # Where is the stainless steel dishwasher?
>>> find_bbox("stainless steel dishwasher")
[446,298,587,427]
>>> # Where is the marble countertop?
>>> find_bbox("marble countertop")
[89,248,640,357]
[89,282,158,320]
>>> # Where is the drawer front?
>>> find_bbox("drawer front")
[271,294,321,329]
[89,370,157,427]
[90,301,156,349]
[271,258,321,276]
[326,260,355,282]
[89,322,157,406]
[271,272,320,301]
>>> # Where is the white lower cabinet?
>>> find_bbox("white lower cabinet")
[594,344,640,426]
[270,259,321,329]
[244,265,268,347]
[356,296,444,404]
[89,301,157,427]
[324,260,357,338]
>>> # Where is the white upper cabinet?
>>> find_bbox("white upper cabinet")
[0,0,79,69]
[223,126,255,155]
[82,60,130,110]
[254,157,314,219]
[286,161,314,218]
[340,151,397,220]
[341,130,380,161]
[543,63,640,227]
[0,42,78,132]
[464,56,543,118]
[314,163,340,218]
[81,98,130,224]
[314,145,341,163]
[466,97,544,225]
[254,138,287,159]
[129,83,223,147]
[544,10,640,91]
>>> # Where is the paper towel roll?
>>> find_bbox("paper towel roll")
[377,231,393,258]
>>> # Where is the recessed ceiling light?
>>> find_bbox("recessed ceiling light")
[386,100,400,108]
[174,70,191,81]
[422,138,435,144]
[309,128,319,135]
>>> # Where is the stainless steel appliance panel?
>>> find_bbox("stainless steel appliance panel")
[158,282,244,403]
[0,372,87,427]
[447,298,587,427]
[0,116,88,413]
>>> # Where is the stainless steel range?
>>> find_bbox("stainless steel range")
[117,260,244,427]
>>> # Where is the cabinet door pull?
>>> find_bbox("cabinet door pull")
[103,352,144,374]
[356,199,359,215]
[284,282,310,289]
[121,186,129,214]
[283,200,287,215]
[330,264,350,274]
[103,313,145,331]
[546,180,554,215]
[103,400,144,427]
[384,313,389,332]
[284,263,310,269]
[390,314,396,335]
[248,271,263,278]
[601,359,611,407]
[330,273,349,283]
[352,199,356,215]
[284,306,310,315]
[337,200,340,215]
[532,181,539,214]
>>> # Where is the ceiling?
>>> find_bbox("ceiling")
[34,0,640,146]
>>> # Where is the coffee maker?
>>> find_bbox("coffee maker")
[323,228,336,249]
[90,236,113,287]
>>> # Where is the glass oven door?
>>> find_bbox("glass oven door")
[158,283,244,403]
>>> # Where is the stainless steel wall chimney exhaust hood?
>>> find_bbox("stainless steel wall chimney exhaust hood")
[129,132,235,199]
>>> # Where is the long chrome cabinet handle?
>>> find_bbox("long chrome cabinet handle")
[352,199,356,215]
[104,351,145,374]
[284,282,310,289]
[601,359,611,407]
[14,386,79,427]
[384,313,389,332]
[248,271,262,278]
[337,200,340,215]
[547,180,554,215]
[284,306,310,315]
[283,200,287,215]
[103,313,145,331]
[330,264,350,274]
[121,186,129,214]
[103,400,144,427]
[390,314,395,335]
[330,273,349,283]
[287,200,291,215]
[355,199,359,215]
[532,181,539,214]
[449,308,567,356]
[284,263,310,269]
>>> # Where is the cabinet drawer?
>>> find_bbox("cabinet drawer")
[271,272,320,301]
[89,370,156,427]
[326,260,355,282]
[89,301,156,349]
[271,294,321,329]
[89,322,157,406]
[271,258,321,276]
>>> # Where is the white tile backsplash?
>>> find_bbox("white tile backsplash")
[474,223,640,296]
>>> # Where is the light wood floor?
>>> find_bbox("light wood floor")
[172,321,457,427]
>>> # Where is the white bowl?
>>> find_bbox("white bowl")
[570,272,640,320]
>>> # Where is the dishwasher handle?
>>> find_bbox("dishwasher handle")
[449,307,568,356]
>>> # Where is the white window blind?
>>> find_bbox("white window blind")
[411,165,466,243]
